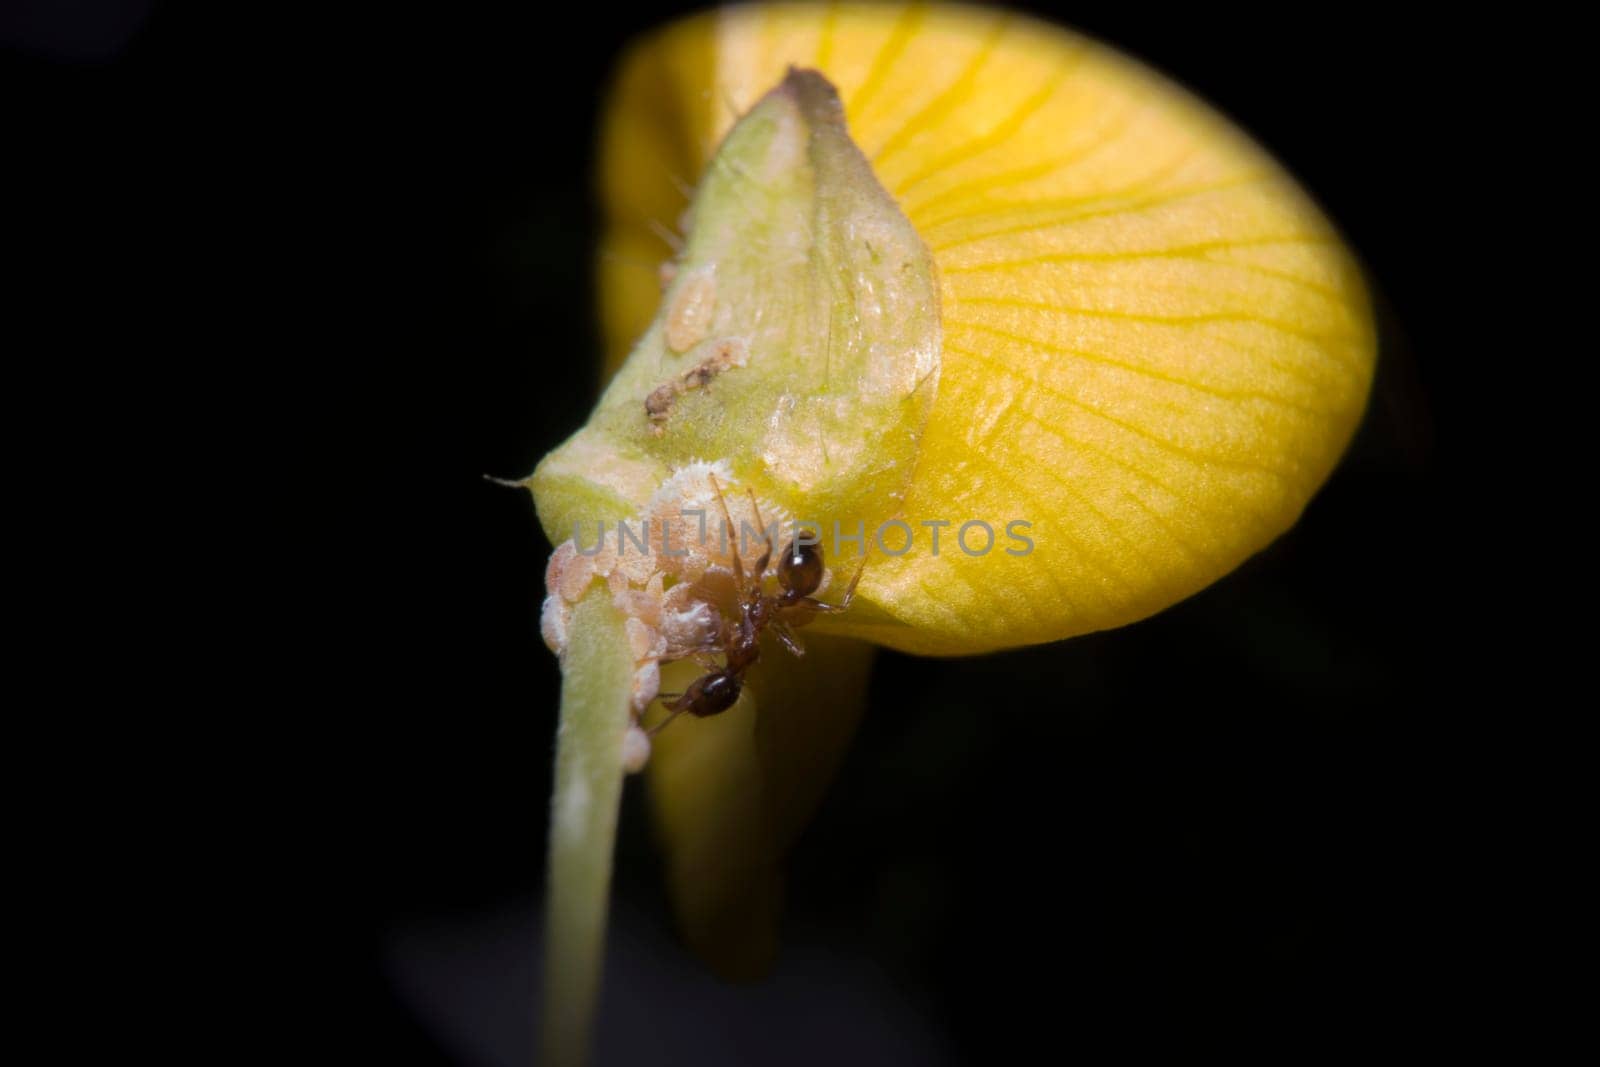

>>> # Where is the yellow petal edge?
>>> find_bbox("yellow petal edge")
[598,1,1376,656]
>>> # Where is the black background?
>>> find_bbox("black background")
[6,1,1465,1061]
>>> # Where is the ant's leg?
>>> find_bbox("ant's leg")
[645,687,694,736]
[771,620,806,659]
[839,556,866,607]
[806,556,867,613]
[647,707,687,737]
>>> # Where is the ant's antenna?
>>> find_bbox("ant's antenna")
[745,487,774,581]
[746,487,766,540]
[708,473,747,595]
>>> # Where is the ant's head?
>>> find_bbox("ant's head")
[778,539,824,598]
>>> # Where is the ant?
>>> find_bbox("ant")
[650,475,863,734]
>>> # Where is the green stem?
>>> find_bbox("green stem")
[541,587,633,1067]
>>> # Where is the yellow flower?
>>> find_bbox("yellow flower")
[593,4,1372,651]
[530,2,1375,1047]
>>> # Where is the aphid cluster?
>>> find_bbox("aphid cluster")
[650,474,860,734]
[540,462,858,775]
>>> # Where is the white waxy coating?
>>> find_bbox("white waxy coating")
[625,616,660,661]
[540,594,570,656]
[630,659,661,713]
[545,541,575,596]
[621,725,652,774]
[660,585,719,653]
[557,551,595,603]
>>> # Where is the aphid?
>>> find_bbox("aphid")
[650,475,863,733]
[664,265,716,353]
[645,337,749,429]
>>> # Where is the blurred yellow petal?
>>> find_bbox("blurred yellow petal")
[597,2,1375,654]
[647,634,875,979]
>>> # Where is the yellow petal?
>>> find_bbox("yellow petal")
[597,2,1375,654]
